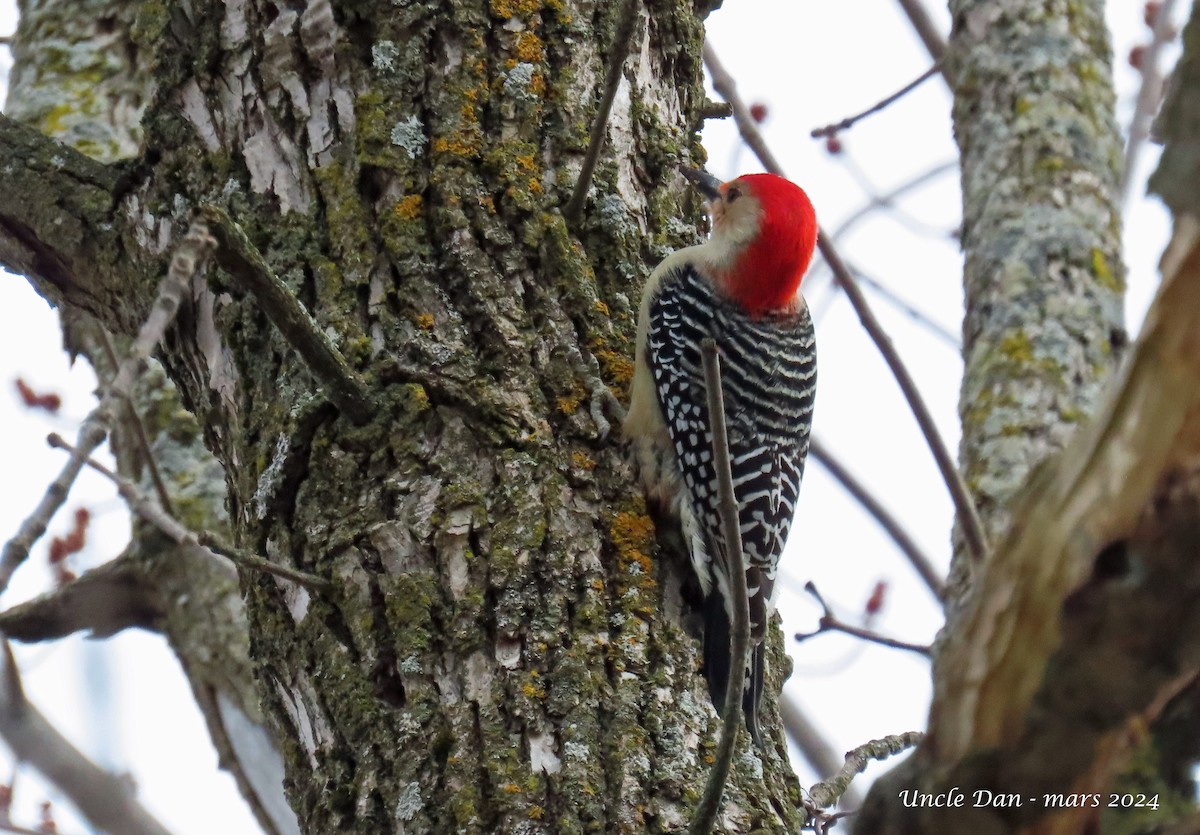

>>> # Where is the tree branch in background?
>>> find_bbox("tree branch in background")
[687,339,751,835]
[894,0,948,70]
[95,329,174,516]
[1121,0,1182,206]
[830,160,958,242]
[810,61,942,139]
[563,0,642,228]
[808,731,924,810]
[859,220,1200,831]
[0,557,161,641]
[47,434,330,592]
[810,437,944,600]
[779,695,866,809]
[703,42,990,563]
[0,640,173,835]
[201,206,372,425]
[795,582,931,657]
[0,219,216,596]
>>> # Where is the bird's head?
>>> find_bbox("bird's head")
[682,169,818,315]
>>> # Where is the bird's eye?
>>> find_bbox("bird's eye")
[725,187,741,203]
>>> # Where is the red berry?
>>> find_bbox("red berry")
[824,135,843,155]
[1144,1,1162,28]
[748,102,768,123]
[864,581,888,616]
[1129,44,1146,69]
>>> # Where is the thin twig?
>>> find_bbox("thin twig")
[96,329,175,516]
[810,438,944,600]
[0,639,174,835]
[199,206,373,424]
[811,61,942,139]
[0,219,216,597]
[795,582,931,657]
[831,160,959,241]
[47,434,330,592]
[563,0,642,228]
[895,0,948,69]
[779,695,866,809]
[699,100,733,120]
[704,43,990,562]
[1121,0,1181,206]
[0,821,50,835]
[807,731,924,810]
[817,239,988,560]
[687,339,750,835]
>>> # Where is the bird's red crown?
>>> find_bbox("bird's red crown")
[717,173,818,315]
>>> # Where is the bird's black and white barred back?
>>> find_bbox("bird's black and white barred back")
[645,262,816,745]
[622,169,819,747]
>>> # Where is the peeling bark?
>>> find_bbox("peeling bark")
[3,0,806,832]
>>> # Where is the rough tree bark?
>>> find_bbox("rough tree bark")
[0,0,808,833]
[858,3,1200,833]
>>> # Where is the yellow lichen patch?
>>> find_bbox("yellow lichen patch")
[502,783,522,794]
[998,331,1033,365]
[515,31,544,63]
[556,387,584,415]
[515,153,537,172]
[528,806,545,820]
[522,672,547,699]
[415,313,435,330]
[394,194,423,220]
[1091,247,1121,291]
[491,0,541,18]
[479,195,496,214]
[529,71,546,97]
[571,451,596,470]
[529,178,543,194]
[594,348,635,387]
[610,511,655,579]
[433,133,482,158]
[593,300,610,316]
[399,383,430,413]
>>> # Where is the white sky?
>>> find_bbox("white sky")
[0,1,1180,832]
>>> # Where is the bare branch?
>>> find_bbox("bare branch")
[0,113,120,307]
[795,582,931,657]
[830,160,958,242]
[687,339,751,835]
[808,731,924,810]
[703,42,990,562]
[699,100,733,120]
[895,0,948,69]
[1121,0,1182,206]
[200,206,372,425]
[810,437,944,600]
[46,434,330,592]
[0,557,161,641]
[811,62,942,139]
[563,0,642,228]
[779,696,866,809]
[95,328,175,516]
[0,219,216,596]
[0,640,173,835]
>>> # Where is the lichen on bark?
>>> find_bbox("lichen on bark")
[3,0,809,832]
[948,0,1125,586]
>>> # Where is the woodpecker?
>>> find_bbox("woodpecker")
[623,169,817,746]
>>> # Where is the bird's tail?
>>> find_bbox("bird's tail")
[703,592,767,748]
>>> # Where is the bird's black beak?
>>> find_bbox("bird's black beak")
[680,167,723,201]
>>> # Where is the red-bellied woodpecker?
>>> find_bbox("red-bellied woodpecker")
[623,169,818,746]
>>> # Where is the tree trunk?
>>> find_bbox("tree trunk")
[1,0,807,831]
